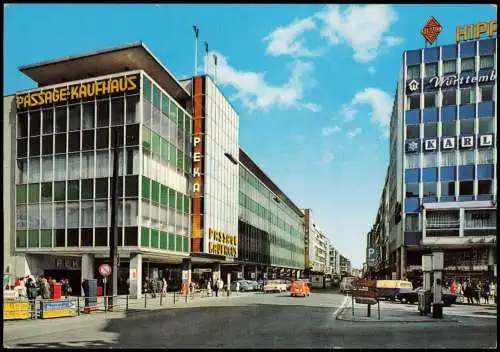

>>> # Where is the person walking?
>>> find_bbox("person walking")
[162,277,168,295]
[236,280,240,296]
[41,278,51,299]
[213,279,219,297]
[490,281,496,303]
[482,281,490,305]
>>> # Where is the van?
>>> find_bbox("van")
[339,277,355,294]
[376,280,413,300]
[290,280,311,297]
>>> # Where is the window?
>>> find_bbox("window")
[459,181,473,195]
[81,201,93,227]
[95,151,109,178]
[97,100,110,127]
[479,55,494,69]
[68,105,80,131]
[441,121,456,137]
[461,58,475,72]
[425,63,438,77]
[96,128,109,149]
[460,87,476,105]
[424,93,436,108]
[423,153,437,167]
[68,132,80,152]
[478,180,492,194]
[41,157,53,182]
[407,65,421,79]
[95,178,108,199]
[28,158,40,183]
[441,151,456,166]
[477,149,494,164]
[67,202,79,228]
[94,201,108,226]
[111,98,124,126]
[408,95,420,110]
[442,89,456,106]
[479,85,494,102]
[459,119,474,135]
[82,103,95,130]
[29,110,41,136]
[18,113,28,138]
[55,107,67,133]
[126,95,140,124]
[443,60,456,74]
[423,123,437,138]
[405,183,419,198]
[405,154,420,168]
[478,118,494,134]
[423,183,437,197]
[441,181,455,196]
[459,150,475,165]
[41,135,53,155]
[29,136,40,157]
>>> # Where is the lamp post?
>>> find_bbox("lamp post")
[109,129,119,310]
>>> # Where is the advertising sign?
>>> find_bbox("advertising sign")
[40,300,74,319]
[456,20,497,42]
[421,16,442,45]
[407,70,496,94]
[208,228,238,257]
[367,248,379,267]
[3,301,30,320]
[15,74,140,110]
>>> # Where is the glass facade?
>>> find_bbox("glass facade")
[15,71,192,254]
[238,164,304,269]
[403,38,497,214]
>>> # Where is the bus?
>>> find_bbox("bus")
[376,280,413,300]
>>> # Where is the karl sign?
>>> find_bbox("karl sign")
[406,134,494,153]
[98,264,112,277]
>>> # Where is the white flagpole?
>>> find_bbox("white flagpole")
[213,54,218,84]
[193,26,199,76]
[204,41,209,75]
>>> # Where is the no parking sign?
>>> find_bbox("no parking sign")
[98,264,112,277]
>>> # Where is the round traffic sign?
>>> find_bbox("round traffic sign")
[98,264,112,277]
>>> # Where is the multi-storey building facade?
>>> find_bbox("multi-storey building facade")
[238,149,305,279]
[329,246,340,276]
[303,209,329,273]
[381,36,497,283]
[339,255,351,277]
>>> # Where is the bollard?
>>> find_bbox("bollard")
[173,291,176,304]
[144,292,147,309]
[367,304,371,317]
[77,297,80,316]
[185,291,188,303]
[126,295,129,312]
[104,296,107,312]
[160,292,163,306]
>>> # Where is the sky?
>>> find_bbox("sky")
[4,4,497,268]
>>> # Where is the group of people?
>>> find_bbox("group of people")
[7,275,73,300]
[449,279,496,305]
[142,277,168,297]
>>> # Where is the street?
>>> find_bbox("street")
[3,290,497,349]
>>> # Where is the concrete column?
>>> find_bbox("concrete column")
[81,254,94,296]
[396,249,401,279]
[488,247,495,266]
[182,258,192,285]
[212,263,221,282]
[252,266,258,280]
[422,209,427,239]
[459,208,465,237]
[238,264,245,280]
[129,254,142,299]
[400,246,406,280]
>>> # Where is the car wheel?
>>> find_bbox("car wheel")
[400,297,406,304]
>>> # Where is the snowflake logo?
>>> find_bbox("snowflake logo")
[408,140,419,152]
[408,79,420,92]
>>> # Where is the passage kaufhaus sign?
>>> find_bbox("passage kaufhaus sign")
[406,134,494,153]
[407,70,496,94]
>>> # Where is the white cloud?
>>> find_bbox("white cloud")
[315,5,404,62]
[263,17,321,58]
[302,102,322,112]
[341,104,357,122]
[346,127,362,139]
[368,66,376,75]
[321,152,335,164]
[350,87,393,138]
[321,125,341,136]
[206,51,314,111]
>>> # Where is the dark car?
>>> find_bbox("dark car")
[396,287,457,307]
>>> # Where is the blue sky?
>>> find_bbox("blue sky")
[4,4,497,268]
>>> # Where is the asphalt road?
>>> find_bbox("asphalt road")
[4,290,497,349]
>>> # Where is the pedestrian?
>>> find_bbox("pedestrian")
[41,278,51,299]
[162,278,168,295]
[236,281,240,295]
[490,281,496,303]
[157,278,163,297]
[482,281,490,305]
[213,279,219,297]
[207,279,212,297]
[189,281,194,298]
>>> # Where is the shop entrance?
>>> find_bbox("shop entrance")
[43,269,81,296]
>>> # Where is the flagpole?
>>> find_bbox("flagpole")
[193,25,199,76]
[213,54,218,84]
[204,41,209,76]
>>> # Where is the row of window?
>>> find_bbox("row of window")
[16,150,140,184]
[15,227,188,251]
[405,180,493,198]
[141,177,190,214]
[407,55,494,79]
[16,178,140,203]
[404,195,494,214]
[142,126,191,174]
[405,164,494,182]
[405,150,495,168]
[17,125,141,158]
[407,86,494,110]
[16,96,140,138]
[405,118,494,138]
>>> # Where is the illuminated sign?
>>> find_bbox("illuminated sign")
[456,20,497,42]
[16,74,139,110]
[407,134,494,153]
[208,228,238,257]
[191,76,205,253]
[421,16,442,45]
[441,137,456,150]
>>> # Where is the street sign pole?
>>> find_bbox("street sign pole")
[109,129,119,311]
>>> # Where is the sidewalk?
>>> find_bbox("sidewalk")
[336,297,459,323]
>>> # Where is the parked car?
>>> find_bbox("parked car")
[396,287,457,307]
[263,280,287,293]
